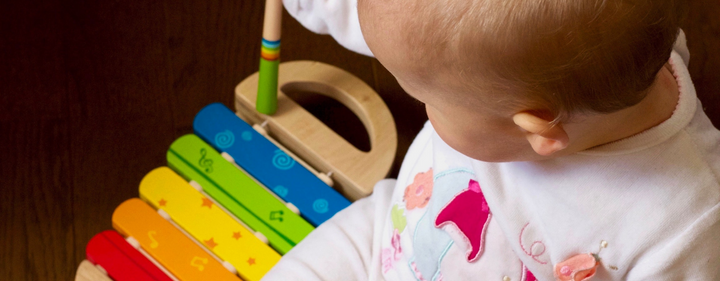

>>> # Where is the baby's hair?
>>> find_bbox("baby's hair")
[359,0,687,123]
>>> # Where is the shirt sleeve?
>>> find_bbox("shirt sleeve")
[261,179,395,281]
[625,202,720,280]
[282,0,373,57]
[673,28,689,66]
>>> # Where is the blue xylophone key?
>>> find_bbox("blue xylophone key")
[193,103,351,226]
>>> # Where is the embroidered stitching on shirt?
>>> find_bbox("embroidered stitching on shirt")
[433,168,475,181]
[519,223,548,265]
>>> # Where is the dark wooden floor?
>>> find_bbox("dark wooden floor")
[1,1,718,280]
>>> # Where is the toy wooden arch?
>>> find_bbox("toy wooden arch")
[235,61,397,201]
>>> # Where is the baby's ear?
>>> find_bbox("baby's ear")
[512,112,569,156]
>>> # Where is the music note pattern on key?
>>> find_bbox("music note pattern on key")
[199,148,214,173]
[149,231,159,248]
[190,256,208,271]
[269,210,284,222]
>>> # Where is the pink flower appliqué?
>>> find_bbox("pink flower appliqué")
[381,229,403,273]
[403,168,433,210]
[554,253,599,281]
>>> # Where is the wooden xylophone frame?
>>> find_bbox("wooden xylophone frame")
[235,60,397,201]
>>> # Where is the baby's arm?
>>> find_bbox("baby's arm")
[624,202,720,280]
[282,0,373,56]
[261,179,395,280]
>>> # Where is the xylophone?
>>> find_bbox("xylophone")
[75,61,397,281]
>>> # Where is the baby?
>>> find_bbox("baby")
[266,0,720,280]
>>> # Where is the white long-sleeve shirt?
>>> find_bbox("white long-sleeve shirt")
[282,0,372,56]
[267,2,720,280]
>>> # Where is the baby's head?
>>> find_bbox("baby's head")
[358,0,684,162]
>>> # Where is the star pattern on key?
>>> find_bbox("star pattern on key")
[204,237,218,249]
[247,257,256,266]
[201,197,213,209]
[232,231,242,240]
[158,199,167,207]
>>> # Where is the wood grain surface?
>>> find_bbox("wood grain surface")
[0,1,717,280]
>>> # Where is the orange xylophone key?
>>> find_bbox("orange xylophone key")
[112,198,241,281]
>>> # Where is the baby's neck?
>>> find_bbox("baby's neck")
[571,63,680,150]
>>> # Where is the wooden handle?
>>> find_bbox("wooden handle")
[261,0,283,41]
[257,0,283,114]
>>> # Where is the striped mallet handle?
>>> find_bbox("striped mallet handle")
[256,0,283,115]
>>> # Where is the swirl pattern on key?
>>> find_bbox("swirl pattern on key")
[214,130,235,149]
[273,186,289,198]
[313,199,329,214]
[272,149,295,170]
[241,131,252,141]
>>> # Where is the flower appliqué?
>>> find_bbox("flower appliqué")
[554,240,611,281]
[381,229,403,273]
[391,204,407,232]
[554,253,599,281]
[404,168,434,210]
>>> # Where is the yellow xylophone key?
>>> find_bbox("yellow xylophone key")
[112,198,241,281]
[139,167,281,281]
